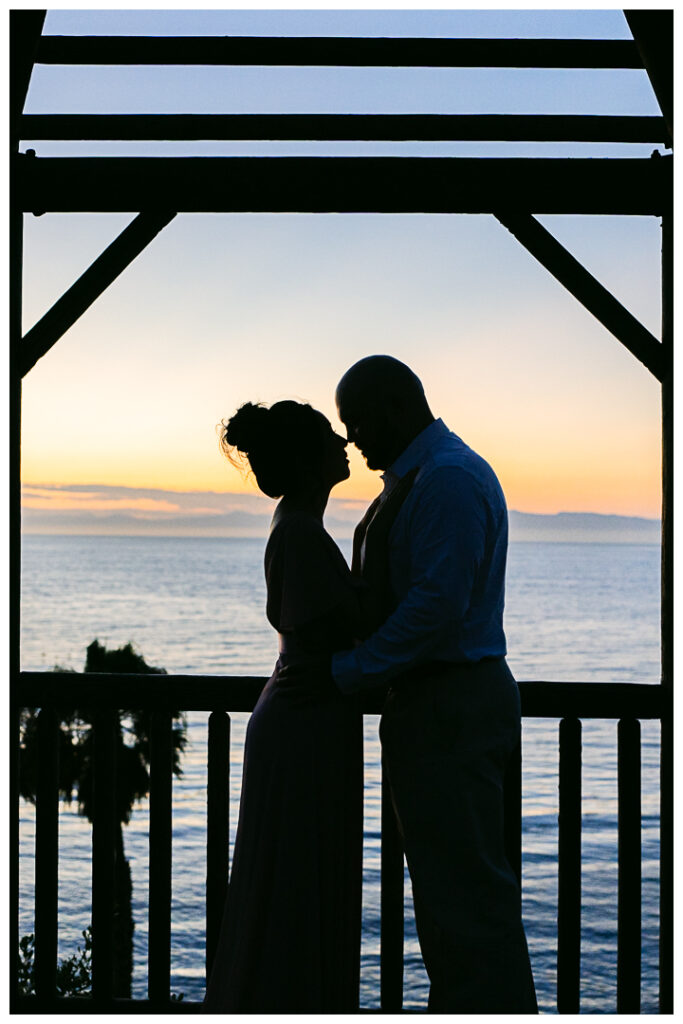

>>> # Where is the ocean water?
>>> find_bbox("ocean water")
[18,534,661,1012]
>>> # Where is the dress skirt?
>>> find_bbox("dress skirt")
[203,658,363,1013]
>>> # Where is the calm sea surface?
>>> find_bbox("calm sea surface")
[19,534,661,1012]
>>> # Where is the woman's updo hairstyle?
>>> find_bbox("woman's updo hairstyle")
[220,400,328,499]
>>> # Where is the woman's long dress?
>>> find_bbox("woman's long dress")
[203,511,364,1013]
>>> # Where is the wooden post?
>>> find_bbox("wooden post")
[148,711,174,1003]
[9,203,23,1013]
[380,759,404,1011]
[617,718,641,1013]
[91,709,118,1004]
[10,14,44,1002]
[33,709,60,1001]
[557,717,581,1013]
[206,711,231,982]
[659,212,673,1014]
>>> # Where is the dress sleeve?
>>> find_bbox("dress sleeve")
[265,515,362,633]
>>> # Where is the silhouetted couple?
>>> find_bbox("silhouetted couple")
[203,356,537,1014]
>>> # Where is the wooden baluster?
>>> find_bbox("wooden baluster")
[91,708,117,1003]
[34,708,60,1002]
[617,717,641,1013]
[380,758,403,1011]
[205,711,231,982]
[557,717,581,1013]
[148,711,173,1003]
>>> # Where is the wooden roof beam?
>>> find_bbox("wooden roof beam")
[20,113,669,145]
[15,154,671,215]
[624,10,673,144]
[495,212,664,379]
[20,211,176,377]
[35,35,642,69]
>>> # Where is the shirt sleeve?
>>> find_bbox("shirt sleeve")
[331,465,488,692]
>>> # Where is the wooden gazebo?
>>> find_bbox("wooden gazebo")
[10,10,672,1013]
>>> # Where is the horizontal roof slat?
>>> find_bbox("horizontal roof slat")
[35,35,643,69]
[20,113,668,144]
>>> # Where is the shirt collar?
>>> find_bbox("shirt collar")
[385,418,451,485]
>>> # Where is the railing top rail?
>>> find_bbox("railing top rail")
[14,671,664,719]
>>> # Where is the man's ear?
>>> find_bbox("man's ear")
[385,395,405,428]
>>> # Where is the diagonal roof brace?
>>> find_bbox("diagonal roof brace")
[20,210,177,377]
[495,212,664,380]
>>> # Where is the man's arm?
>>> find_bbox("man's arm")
[332,465,488,693]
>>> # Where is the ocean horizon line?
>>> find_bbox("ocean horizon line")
[21,512,661,545]
[20,482,661,543]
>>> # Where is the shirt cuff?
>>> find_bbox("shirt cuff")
[331,649,364,694]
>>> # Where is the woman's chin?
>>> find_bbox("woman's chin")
[332,465,351,487]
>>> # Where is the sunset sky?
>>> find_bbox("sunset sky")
[19,7,664,533]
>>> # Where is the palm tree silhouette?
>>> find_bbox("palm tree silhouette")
[19,639,187,996]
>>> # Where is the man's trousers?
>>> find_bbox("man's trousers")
[380,657,538,1013]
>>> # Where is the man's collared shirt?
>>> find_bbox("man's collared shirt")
[332,418,509,693]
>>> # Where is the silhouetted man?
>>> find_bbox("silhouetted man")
[331,355,537,1013]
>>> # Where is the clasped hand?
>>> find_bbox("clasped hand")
[275,658,339,706]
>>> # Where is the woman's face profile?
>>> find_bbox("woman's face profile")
[315,413,350,488]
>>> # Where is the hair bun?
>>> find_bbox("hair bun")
[224,402,269,455]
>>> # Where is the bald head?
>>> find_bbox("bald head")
[336,354,425,407]
[336,355,434,471]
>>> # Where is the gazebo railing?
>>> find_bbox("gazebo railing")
[11,672,663,1014]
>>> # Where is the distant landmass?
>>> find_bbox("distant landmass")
[21,483,660,543]
[508,510,660,545]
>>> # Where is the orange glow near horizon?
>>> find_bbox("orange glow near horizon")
[20,209,662,523]
[21,432,662,520]
[22,491,187,514]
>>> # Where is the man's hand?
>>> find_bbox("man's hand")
[275,658,339,706]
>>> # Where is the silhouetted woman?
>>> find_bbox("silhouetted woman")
[203,401,363,1013]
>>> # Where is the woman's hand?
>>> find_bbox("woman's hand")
[276,658,339,706]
